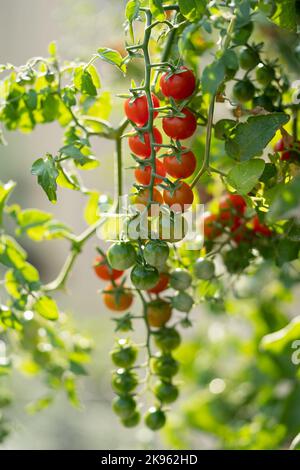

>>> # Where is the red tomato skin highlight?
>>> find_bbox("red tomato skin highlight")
[93,256,123,281]
[164,148,196,179]
[148,273,169,294]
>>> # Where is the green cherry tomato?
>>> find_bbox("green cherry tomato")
[107,242,137,270]
[111,340,138,368]
[239,47,260,70]
[154,381,179,404]
[144,407,166,431]
[111,368,138,394]
[232,22,253,45]
[256,65,275,86]
[170,268,192,291]
[154,327,181,352]
[151,353,179,378]
[194,258,215,280]
[233,79,255,103]
[130,264,159,290]
[252,95,274,112]
[121,410,141,428]
[143,240,170,269]
[112,395,136,419]
[172,291,194,313]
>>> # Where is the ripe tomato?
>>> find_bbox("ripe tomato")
[134,158,166,186]
[274,138,300,161]
[163,181,194,212]
[102,284,133,312]
[147,272,169,294]
[252,215,272,237]
[201,212,222,240]
[219,194,246,222]
[160,66,196,100]
[132,188,163,210]
[164,148,196,179]
[147,299,172,328]
[128,127,162,157]
[230,217,251,243]
[124,93,160,126]
[130,264,159,290]
[93,255,123,281]
[144,407,166,430]
[162,108,197,140]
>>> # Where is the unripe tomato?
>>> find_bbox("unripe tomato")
[102,284,133,312]
[112,395,136,419]
[160,66,196,100]
[132,188,163,209]
[162,108,197,140]
[201,212,222,240]
[130,264,159,290]
[93,255,123,281]
[194,258,215,280]
[151,353,179,378]
[170,268,192,291]
[143,240,169,269]
[172,291,193,313]
[154,381,179,404]
[111,368,138,394]
[239,46,260,70]
[154,327,181,351]
[124,93,159,126]
[144,407,166,431]
[252,95,274,112]
[107,242,137,270]
[111,340,138,367]
[252,215,272,237]
[128,127,163,157]
[163,181,194,212]
[134,158,166,186]
[158,213,188,242]
[121,410,141,428]
[233,79,255,102]
[256,65,275,86]
[147,299,172,328]
[147,272,169,294]
[219,193,246,222]
[164,148,196,179]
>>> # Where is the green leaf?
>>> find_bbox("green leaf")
[84,191,100,225]
[227,159,265,194]
[178,0,206,21]
[271,0,296,32]
[225,113,290,161]
[26,395,54,415]
[17,209,52,232]
[33,295,59,321]
[31,155,58,203]
[149,0,165,21]
[0,235,27,269]
[201,58,225,95]
[0,180,16,225]
[74,67,97,96]
[261,316,300,353]
[48,41,57,57]
[97,48,127,74]
[275,238,299,266]
[267,175,300,222]
[125,0,140,41]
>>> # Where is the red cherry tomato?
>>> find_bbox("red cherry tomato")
[124,93,160,126]
[163,181,194,212]
[128,127,163,157]
[252,215,272,237]
[148,272,169,294]
[274,138,285,152]
[160,66,196,100]
[201,213,222,240]
[162,108,197,140]
[274,138,300,161]
[102,284,133,311]
[93,255,123,281]
[164,148,196,179]
[132,188,163,215]
[219,194,247,222]
[135,159,166,186]
[230,217,251,243]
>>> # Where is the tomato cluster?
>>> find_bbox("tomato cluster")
[274,136,300,162]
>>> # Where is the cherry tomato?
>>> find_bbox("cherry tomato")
[111,369,138,394]
[121,410,141,428]
[160,66,196,100]
[154,327,181,351]
[256,65,275,86]
[93,255,123,281]
[111,339,138,367]
[132,188,163,211]
[147,272,169,294]
[162,108,197,140]
[112,395,136,419]
[194,258,215,280]
[134,158,166,186]
[128,127,163,157]
[230,217,251,243]
[143,240,169,269]
[163,181,194,212]
[201,213,222,240]
[170,268,191,291]
[219,194,246,222]
[151,353,179,378]
[102,284,133,312]
[147,299,172,328]
[274,138,300,161]
[164,148,196,179]
[239,46,260,70]
[144,407,166,430]
[172,292,193,313]
[124,93,159,126]
[233,79,255,102]
[154,381,179,404]
[252,215,272,237]
[107,242,137,270]
[130,264,159,290]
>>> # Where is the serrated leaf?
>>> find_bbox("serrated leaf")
[31,155,58,203]
[33,295,59,321]
[97,48,127,74]
[74,67,97,96]
[227,159,265,194]
[225,113,290,161]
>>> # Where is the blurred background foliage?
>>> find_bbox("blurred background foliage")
[0,0,299,450]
